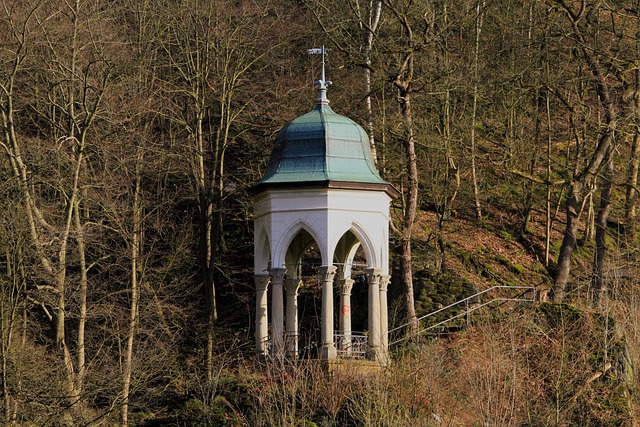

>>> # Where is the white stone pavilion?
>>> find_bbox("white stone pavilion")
[251,73,397,364]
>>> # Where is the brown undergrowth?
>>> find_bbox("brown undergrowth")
[166,301,635,426]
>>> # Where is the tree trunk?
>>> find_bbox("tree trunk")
[585,193,595,242]
[470,0,485,223]
[364,0,382,165]
[550,0,618,302]
[624,69,640,239]
[72,193,88,414]
[545,92,553,266]
[593,157,613,306]
[397,87,418,330]
[552,182,582,302]
[120,147,143,427]
[398,237,417,330]
[383,0,426,330]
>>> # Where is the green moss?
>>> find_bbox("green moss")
[549,240,562,257]
[479,263,498,279]
[495,254,524,275]
[414,272,477,329]
[510,263,525,274]
[482,223,496,233]
[455,249,474,268]
[499,230,513,240]
[536,302,584,327]
[455,249,486,274]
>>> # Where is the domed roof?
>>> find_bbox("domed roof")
[253,92,395,196]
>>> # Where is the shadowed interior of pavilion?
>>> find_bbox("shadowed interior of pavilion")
[258,228,390,363]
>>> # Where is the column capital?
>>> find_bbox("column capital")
[338,278,355,295]
[254,274,270,291]
[284,278,301,296]
[366,268,383,284]
[379,275,391,292]
[318,265,337,280]
[269,267,287,283]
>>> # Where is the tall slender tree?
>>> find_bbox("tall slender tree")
[158,0,283,380]
[549,0,621,302]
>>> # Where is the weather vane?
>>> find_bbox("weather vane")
[307,46,332,90]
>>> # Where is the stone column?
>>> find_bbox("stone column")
[254,274,270,357]
[338,278,355,353]
[269,267,287,357]
[366,268,382,362]
[379,275,391,364]
[318,265,337,360]
[284,277,301,358]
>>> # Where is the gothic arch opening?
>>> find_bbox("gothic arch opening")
[284,229,323,358]
[254,226,271,273]
[332,230,372,357]
[275,221,327,270]
[284,228,319,278]
[255,221,390,362]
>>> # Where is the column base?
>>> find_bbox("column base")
[319,344,338,360]
[367,346,382,363]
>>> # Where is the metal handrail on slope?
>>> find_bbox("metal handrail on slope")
[389,285,536,348]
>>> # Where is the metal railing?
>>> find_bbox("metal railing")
[389,285,536,349]
[259,333,303,356]
[260,332,370,359]
[334,332,368,358]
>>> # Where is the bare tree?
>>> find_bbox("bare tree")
[469,0,486,223]
[624,50,640,238]
[158,0,281,380]
[1,0,114,422]
[549,0,620,303]
[382,0,431,330]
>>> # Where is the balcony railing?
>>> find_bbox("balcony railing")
[335,331,368,358]
[260,332,370,359]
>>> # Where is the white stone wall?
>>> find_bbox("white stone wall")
[253,187,391,274]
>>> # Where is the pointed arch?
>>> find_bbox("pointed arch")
[273,220,328,270]
[331,222,379,271]
[285,229,317,278]
[254,223,271,274]
[333,230,361,280]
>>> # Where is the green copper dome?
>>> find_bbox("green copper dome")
[254,94,393,193]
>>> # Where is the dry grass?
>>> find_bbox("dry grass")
[228,303,635,427]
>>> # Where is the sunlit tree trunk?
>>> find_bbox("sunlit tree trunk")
[593,156,613,306]
[384,0,421,330]
[625,68,640,239]
[361,0,382,164]
[469,0,486,223]
[550,0,618,302]
[121,146,144,427]
[545,93,553,266]
[397,89,419,330]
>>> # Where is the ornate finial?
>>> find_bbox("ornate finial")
[308,46,331,104]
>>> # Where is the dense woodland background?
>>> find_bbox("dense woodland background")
[2,0,640,425]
